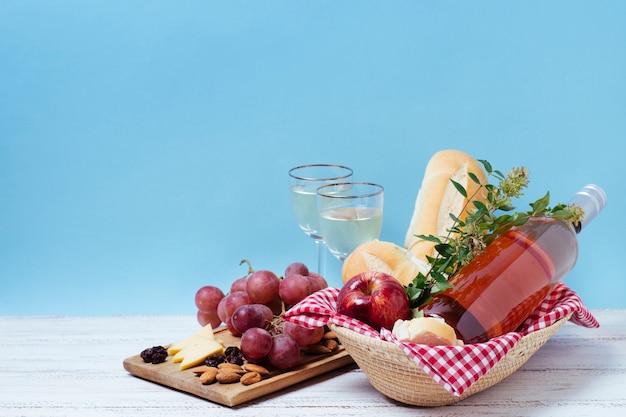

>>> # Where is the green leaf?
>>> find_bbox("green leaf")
[513,216,530,226]
[478,159,493,174]
[411,308,425,319]
[451,179,467,197]
[432,275,453,293]
[468,171,482,185]
[416,234,443,243]
[529,191,550,215]
[448,226,462,235]
[473,200,488,212]
[424,254,438,264]
[551,208,572,219]
[494,214,512,224]
[449,212,462,224]
[435,243,455,257]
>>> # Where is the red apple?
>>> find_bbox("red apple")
[336,271,411,331]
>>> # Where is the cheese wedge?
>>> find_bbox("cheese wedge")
[166,323,226,370]
[167,323,216,356]
[178,340,225,370]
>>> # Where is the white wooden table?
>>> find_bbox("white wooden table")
[1,310,624,416]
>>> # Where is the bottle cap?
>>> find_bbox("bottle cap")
[569,184,607,232]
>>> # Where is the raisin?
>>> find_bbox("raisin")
[224,346,244,365]
[205,353,226,368]
[140,346,168,364]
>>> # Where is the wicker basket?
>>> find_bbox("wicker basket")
[330,313,572,407]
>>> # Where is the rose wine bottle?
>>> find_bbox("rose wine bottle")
[419,184,607,344]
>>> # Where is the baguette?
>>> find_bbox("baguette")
[404,150,488,263]
[341,240,429,286]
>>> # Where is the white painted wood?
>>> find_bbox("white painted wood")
[1,310,624,416]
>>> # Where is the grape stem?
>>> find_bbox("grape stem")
[239,259,255,275]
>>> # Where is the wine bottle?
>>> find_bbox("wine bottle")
[419,184,607,344]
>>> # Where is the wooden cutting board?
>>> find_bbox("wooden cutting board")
[123,326,355,407]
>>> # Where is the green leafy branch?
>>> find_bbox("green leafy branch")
[405,159,584,314]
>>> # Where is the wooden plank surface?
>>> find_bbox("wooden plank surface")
[1,311,624,416]
[122,327,355,406]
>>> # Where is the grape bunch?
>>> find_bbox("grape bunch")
[193,260,328,370]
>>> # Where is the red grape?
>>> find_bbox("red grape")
[217,297,229,323]
[231,304,273,334]
[282,321,325,347]
[268,334,301,370]
[194,285,225,313]
[308,272,328,290]
[258,303,275,323]
[305,276,324,293]
[279,274,313,306]
[225,317,241,337]
[218,291,251,321]
[230,276,248,293]
[264,294,283,316]
[197,310,221,328]
[284,262,309,278]
[240,328,273,362]
[246,270,280,304]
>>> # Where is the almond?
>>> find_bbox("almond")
[322,339,339,351]
[199,368,218,385]
[240,371,262,386]
[323,330,337,340]
[242,363,270,376]
[216,371,241,384]
[192,365,216,375]
[218,363,245,374]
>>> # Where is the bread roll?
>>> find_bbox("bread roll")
[391,317,464,346]
[404,149,488,263]
[341,239,429,286]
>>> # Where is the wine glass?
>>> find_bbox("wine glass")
[288,164,353,274]
[316,182,384,261]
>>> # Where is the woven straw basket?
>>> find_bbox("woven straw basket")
[330,313,572,407]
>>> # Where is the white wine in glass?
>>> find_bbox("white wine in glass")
[288,164,353,274]
[317,182,384,261]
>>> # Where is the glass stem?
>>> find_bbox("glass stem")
[315,240,327,278]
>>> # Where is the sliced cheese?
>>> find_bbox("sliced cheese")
[167,323,215,355]
[171,335,224,360]
[178,340,224,370]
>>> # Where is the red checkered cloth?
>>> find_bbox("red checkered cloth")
[282,283,598,397]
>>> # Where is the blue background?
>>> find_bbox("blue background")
[1,1,624,316]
